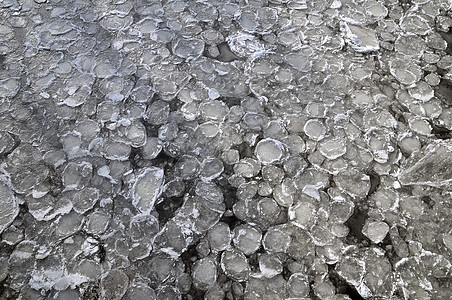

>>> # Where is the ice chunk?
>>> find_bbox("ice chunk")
[408,117,431,136]
[335,169,371,198]
[341,22,379,53]
[125,122,147,147]
[304,119,327,141]
[142,137,162,160]
[103,141,131,161]
[233,224,262,255]
[200,158,224,181]
[146,100,170,125]
[0,182,18,234]
[192,258,217,290]
[399,142,452,187]
[233,158,260,178]
[163,179,185,198]
[389,58,422,85]
[408,81,434,102]
[287,273,310,297]
[62,162,93,191]
[195,181,224,203]
[227,31,269,59]
[55,211,84,237]
[336,256,366,289]
[284,51,311,72]
[400,14,431,35]
[102,269,129,300]
[158,122,179,141]
[255,138,285,165]
[362,221,389,244]
[259,254,282,278]
[351,90,374,106]
[221,149,240,165]
[257,7,278,31]
[67,188,99,214]
[204,285,225,300]
[220,249,250,281]
[262,226,291,252]
[238,9,257,32]
[0,131,15,156]
[364,0,388,18]
[132,167,164,213]
[208,222,232,252]
[175,155,200,180]
[199,100,229,121]
[123,282,156,300]
[85,210,110,235]
[198,121,219,138]
[289,202,316,229]
[273,184,294,207]
[318,137,347,160]
[27,194,72,222]
[74,120,100,141]
[172,37,205,61]
[0,78,20,98]
[29,255,68,291]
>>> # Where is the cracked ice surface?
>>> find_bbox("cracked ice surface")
[2,0,452,299]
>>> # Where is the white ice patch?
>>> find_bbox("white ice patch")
[132,167,165,214]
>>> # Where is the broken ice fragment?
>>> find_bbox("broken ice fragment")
[399,141,452,187]
[233,158,260,178]
[233,224,262,255]
[351,90,374,106]
[132,167,164,213]
[408,81,434,102]
[192,258,217,290]
[55,211,84,237]
[103,141,131,161]
[408,117,432,136]
[335,169,371,198]
[341,22,379,53]
[142,137,162,160]
[227,31,269,59]
[200,158,224,181]
[400,14,431,35]
[289,202,316,229]
[389,59,422,85]
[318,137,347,160]
[208,222,232,252]
[362,221,389,243]
[62,162,93,191]
[259,254,282,278]
[0,78,20,98]
[364,0,388,18]
[255,138,285,165]
[123,282,156,300]
[284,51,311,72]
[287,273,310,297]
[68,188,100,214]
[304,119,327,141]
[85,210,110,235]
[195,181,224,203]
[398,134,421,155]
[220,249,250,282]
[336,256,366,291]
[146,100,170,125]
[172,37,205,61]
[0,182,19,234]
[262,225,291,253]
[102,269,129,300]
[125,122,147,147]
